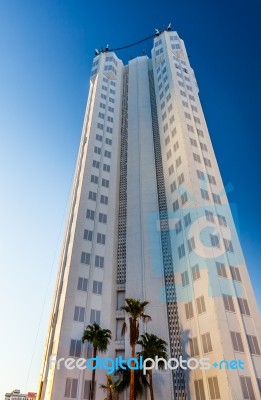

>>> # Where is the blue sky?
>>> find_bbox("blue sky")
[0,0,260,396]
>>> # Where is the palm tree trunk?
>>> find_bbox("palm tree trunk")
[149,370,154,400]
[129,344,135,400]
[90,347,97,400]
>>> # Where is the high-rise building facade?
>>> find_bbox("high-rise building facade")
[37,29,261,400]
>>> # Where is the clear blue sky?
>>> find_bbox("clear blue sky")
[0,0,260,396]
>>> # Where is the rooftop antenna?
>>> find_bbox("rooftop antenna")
[167,22,172,31]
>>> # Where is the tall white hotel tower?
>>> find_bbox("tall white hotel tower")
[37,29,261,400]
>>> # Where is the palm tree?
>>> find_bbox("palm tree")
[82,322,112,400]
[100,374,119,400]
[115,361,149,399]
[121,298,151,400]
[137,333,168,400]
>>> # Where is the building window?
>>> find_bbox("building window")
[98,112,105,119]
[106,138,112,145]
[69,340,82,357]
[185,112,191,120]
[74,306,85,322]
[103,163,110,172]
[97,233,106,244]
[96,134,103,141]
[189,337,199,357]
[201,332,213,353]
[65,378,78,398]
[216,262,227,278]
[168,165,174,175]
[97,123,104,130]
[197,129,204,137]
[170,181,177,193]
[175,220,182,234]
[184,212,191,227]
[178,244,185,258]
[197,170,205,180]
[208,377,220,399]
[100,102,105,109]
[90,309,101,324]
[201,188,210,201]
[188,237,195,252]
[208,174,216,185]
[185,302,194,319]
[210,234,220,248]
[196,296,206,314]
[247,335,261,355]
[176,156,182,167]
[231,331,244,352]
[240,376,255,400]
[99,213,107,224]
[91,175,98,184]
[94,146,101,155]
[190,138,197,147]
[217,214,227,227]
[173,199,179,211]
[205,210,214,223]
[238,298,251,316]
[167,149,172,160]
[104,150,111,158]
[204,157,212,167]
[102,178,110,188]
[165,136,170,146]
[224,239,234,253]
[163,123,168,132]
[230,266,241,281]
[200,143,207,152]
[223,294,235,312]
[187,124,194,133]
[100,195,109,204]
[189,94,195,101]
[95,255,104,268]
[171,127,177,137]
[181,192,188,205]
[86,209,95,220]
[77,277,88,292]
[194,379,206,400]
[92,281,103,295]
[192,264,200,281]
[213,193,221,205]
[174,141,179,151]
[81,252,91,265]
[193,153,201,163]
[107,127,113,133]
[178,173,184,185]
[92,160,100,168]
[182,100,189,108]
[88,191,97,201]
[181,271,189,287]
[84,229,93,241]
